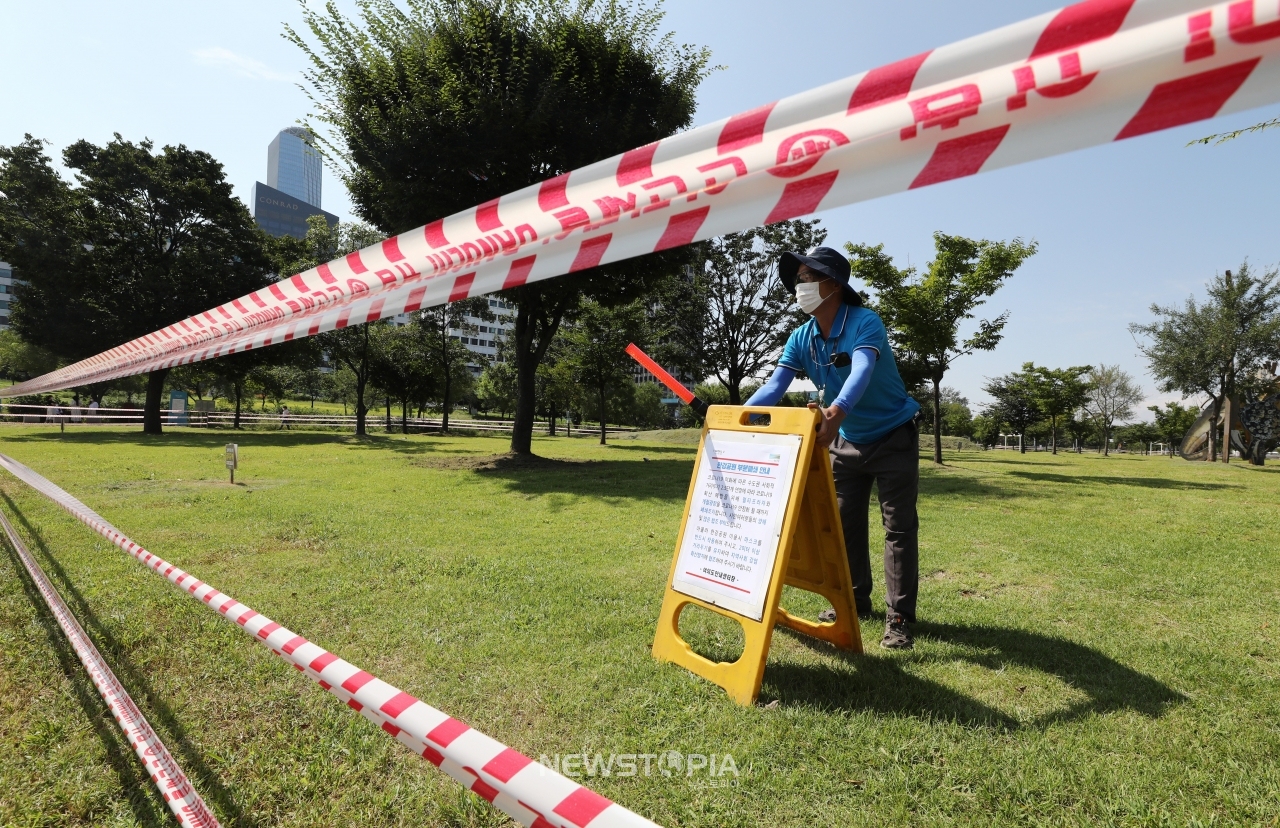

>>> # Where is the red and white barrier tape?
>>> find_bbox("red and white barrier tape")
[7,0,1280,396]
[0,454,658,828]
[0,507,219,827]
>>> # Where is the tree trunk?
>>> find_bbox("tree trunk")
[1208,397,1221,462]
[385,396,392,433]
[1020,432,1026,454]
[354,373,368,436]
[549,402,557,437]
[1051,415,1058,454]
[233,381,243,429]
[599,384,607,446]
[401,400,409,435]
[1103,425,1111,457]
[143,369,169,435]
[442,363,452,433]
[931,378,943,464]
[1221,394,1233,464]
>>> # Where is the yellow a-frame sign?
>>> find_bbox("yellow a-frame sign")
[652,405,863,705]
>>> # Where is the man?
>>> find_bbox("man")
[279,404,291,430]
[746,247,921,649]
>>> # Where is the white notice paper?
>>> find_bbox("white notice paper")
[671,430,802,621]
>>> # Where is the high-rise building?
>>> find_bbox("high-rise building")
[0,262,15,330]
[252,127,337,240]
[268,127,322,207]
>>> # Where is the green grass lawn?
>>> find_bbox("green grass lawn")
[0,427,1277,827]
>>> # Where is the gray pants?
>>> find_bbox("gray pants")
[829,420,919,621]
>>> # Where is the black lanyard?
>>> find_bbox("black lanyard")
[808,305,851,400]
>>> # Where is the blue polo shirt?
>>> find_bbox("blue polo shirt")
[779,304,919,444]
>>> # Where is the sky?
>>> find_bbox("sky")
[2,0,1277,418]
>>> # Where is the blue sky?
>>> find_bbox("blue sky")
[3,0,1276,417]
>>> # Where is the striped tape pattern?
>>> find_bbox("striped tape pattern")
[0,508,220,827]
[0,454,658,828]
[6,0,1280,396]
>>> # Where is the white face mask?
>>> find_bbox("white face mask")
[795,282,826,314]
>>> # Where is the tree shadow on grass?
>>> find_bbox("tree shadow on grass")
[763,622,1183,730]
[917,470,1019,499]
[0,539,168,828]
[0,429,351,451]
[473,454,693,501]
[1,493,255,827]
[959,456,1075,467]
[603,443,698,456]
[1005,470,1237,491]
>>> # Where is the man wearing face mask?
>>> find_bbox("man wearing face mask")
[745,246,921,649]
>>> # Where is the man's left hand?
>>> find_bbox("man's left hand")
[807,402,846,448]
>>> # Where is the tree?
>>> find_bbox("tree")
[291,0,711,455]
[1025,363,1092,454]
[851,233,1037,464]
[644,263,709,395]
[562,299,648,444]
[535,334,579,436]
[632,382,668,429]
[0,135,275,433]
[169,363,219,403]
[0,329,57,381]
[1148,401,1199,456]
[1130,264,1280,462]
[419,298,493,432]
[210,349,273,429]
[699,220,825,404]
[288,364,327,409]
[970,414,1001,447]
[1115,421,1160,453]
[982,370,1041,453]
[1063,413,1093,453]
[1082,365,1143,457]
[477,355,517,419]
[369,320,434,434]
[269,216,385,435]
[323,322,383,436]
[913,385,973,437]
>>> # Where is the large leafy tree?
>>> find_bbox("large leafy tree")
[851,233,1037,464]
[1130,264,1280,462]
[0,135,276,433]
[290,0,711,455]
[699,220,824,404]
[1025,363,1092,455]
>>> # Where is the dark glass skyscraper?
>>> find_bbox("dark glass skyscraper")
[252,128,337,239]
[268,127,322,207]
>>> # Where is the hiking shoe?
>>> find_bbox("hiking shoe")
[880,613,913,650]
[817,608,837,623]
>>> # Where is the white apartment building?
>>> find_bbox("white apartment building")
[453,296,516,375]
[390,294,516,376]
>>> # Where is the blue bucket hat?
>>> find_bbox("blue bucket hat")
[779,246,862,306]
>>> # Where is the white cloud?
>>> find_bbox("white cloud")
[192,47,296,83]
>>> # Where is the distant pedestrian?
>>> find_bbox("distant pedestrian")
[47,404,65,433]
[279,405,291,430]
[87,399,100,424]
